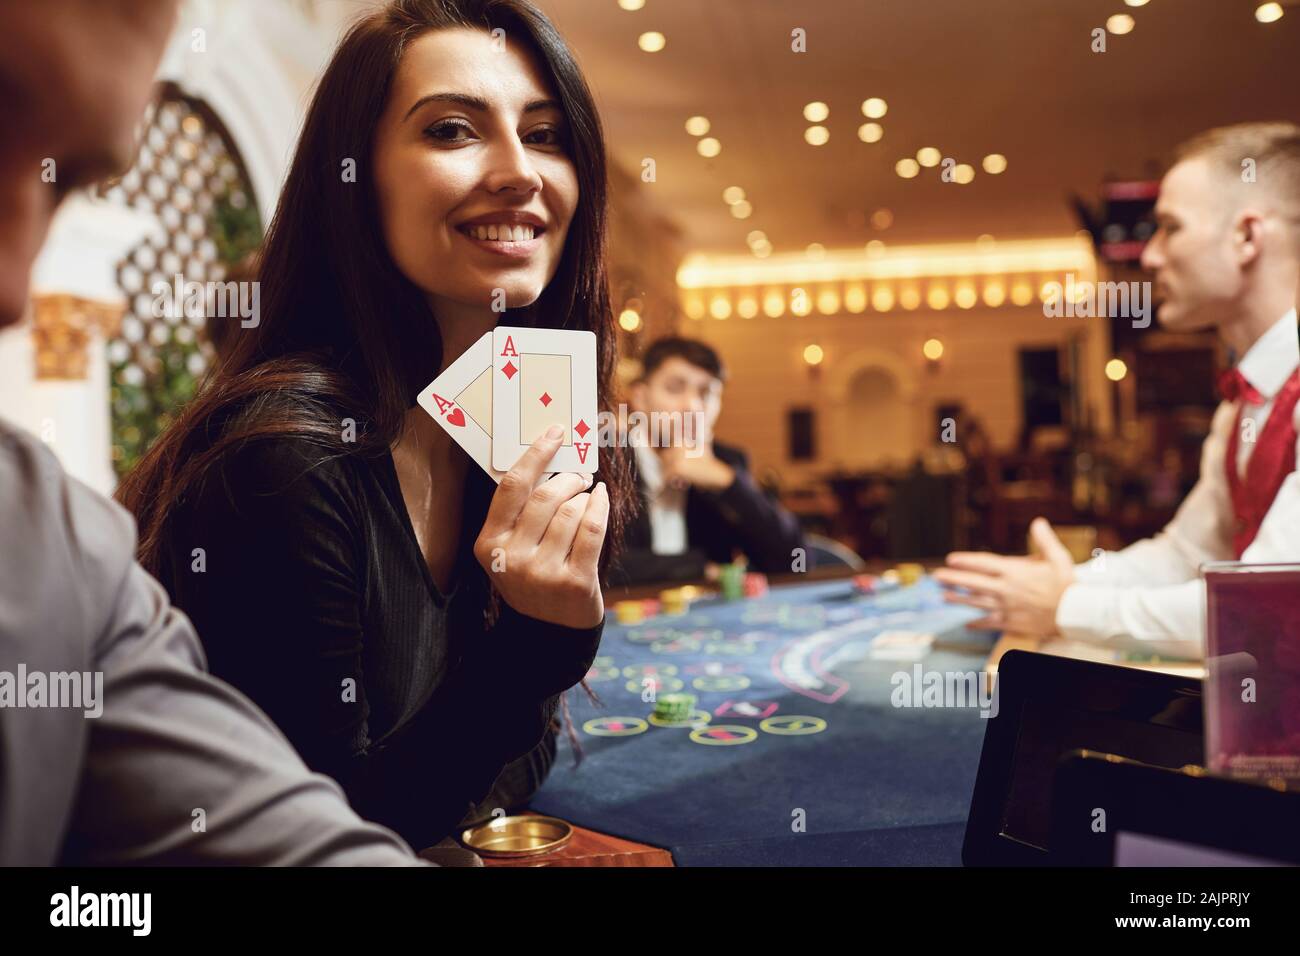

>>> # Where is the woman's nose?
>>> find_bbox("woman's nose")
[481,134,543,195]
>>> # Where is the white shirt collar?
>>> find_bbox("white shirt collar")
[633,438,664,494]
[1237,308,1299,400]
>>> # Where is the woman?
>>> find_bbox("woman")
[117,0,633,851]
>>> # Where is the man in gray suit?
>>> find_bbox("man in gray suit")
[0,0,425,865]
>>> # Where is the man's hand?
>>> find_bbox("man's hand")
[659,443,735,491]
[932,517,1077,636]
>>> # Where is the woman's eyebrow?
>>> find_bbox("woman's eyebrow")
[403,91,561,122]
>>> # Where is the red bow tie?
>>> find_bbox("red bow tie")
[1218,367,1266,405]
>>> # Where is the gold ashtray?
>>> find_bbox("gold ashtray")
[460,815,574,858]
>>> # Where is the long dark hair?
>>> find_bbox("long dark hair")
[118,0,631,583]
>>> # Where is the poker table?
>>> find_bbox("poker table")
[530,574,1000,866]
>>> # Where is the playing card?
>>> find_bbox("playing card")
[417,331,506,482]
[491,325,598,473]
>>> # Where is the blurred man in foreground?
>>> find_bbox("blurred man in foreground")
[0,0,426,865]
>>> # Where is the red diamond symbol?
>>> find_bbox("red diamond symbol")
[539,392,552,407]
[574,419,590,438]
[502,361,517,380]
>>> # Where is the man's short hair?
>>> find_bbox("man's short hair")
[639,336,727,382]
[1171,122,1300,220]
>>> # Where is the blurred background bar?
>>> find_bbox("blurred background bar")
[2,0,1297,562]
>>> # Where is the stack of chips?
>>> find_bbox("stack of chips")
[719,562,746,600]
[743,572,768,597]
[659,588,689,615]
[897,563,925,586]
[614,600,646,625]
[653,692,696,723]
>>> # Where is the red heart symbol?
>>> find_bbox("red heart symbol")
[445,407,465,427]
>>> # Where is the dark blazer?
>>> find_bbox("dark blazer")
[609,441,805,587]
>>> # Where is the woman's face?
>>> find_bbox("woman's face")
[373,27,578,316]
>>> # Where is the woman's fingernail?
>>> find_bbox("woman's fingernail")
[546,424,564,439]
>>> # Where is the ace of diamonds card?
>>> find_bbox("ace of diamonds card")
[491,326,598,474]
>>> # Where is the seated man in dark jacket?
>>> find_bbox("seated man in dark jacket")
[611,337,805,586]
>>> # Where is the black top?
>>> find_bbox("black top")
[156,435,603,850]
[610,441,805,586]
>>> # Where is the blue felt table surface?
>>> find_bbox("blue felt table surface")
[531,577,998,865]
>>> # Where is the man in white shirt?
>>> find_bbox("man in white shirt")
[936,122,1300,657]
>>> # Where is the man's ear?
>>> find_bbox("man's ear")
[1234,209,1266,267]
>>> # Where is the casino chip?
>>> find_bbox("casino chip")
[614,600,645,625]
[653,692,697,722]
[897,563,924,586]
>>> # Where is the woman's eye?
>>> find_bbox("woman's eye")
[424,120,473,143]
[525,126,564,147]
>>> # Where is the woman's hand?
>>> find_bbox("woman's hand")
[473,425,609,629]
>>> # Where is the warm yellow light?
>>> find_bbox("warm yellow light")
[1040,280,1063,304]
[618,308,642,331]
[896,158,920,179]
[763,289,785,317]
[737,295,759,319]
[953,163,975,184]
[900,285,921,310]
[1106,14,1135,34]
[1011,280,1035,306]
[844,283,868,313]
[917,147,941,168]
[751,241,773,259]
[618,0,646,9]
[1124,0,1149,6]
[685,116,710,136]
[982,153,1008,174]
[1105,358,1128,381]
[982,281,1007,307]
[976,233,996,247]
[862,97,888,119]
[730,200,753,219]
[858,122,884,143]
[709,294,732,319]
[803,344,825,366]
[723,186,746,205]
[923,338,945,361]
[806,243,826,260]
[638,31,666,52]
[927,284,950,310]
[871,208,894,231]
[790,287,813,316]
[816,288,840,314]
[673,237,1099,294]
[805,125,830,146]
[697,137,722,158]
[747,230,767,247]
[1256,2,1284,22]
[872,286,895,311]
[685,294,705,320]
[803,102,829,123]
[954,282,978,309]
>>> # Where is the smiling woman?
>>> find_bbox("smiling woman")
[114,0,634,851]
